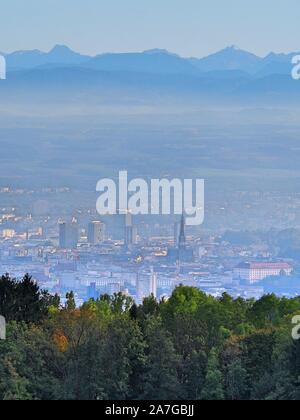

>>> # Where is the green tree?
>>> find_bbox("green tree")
[65,292,76,311]
[248,294,281,328]
[181,350,207,399]
[0,274,59,323]
[142,317,180,400]
[225,359,249,400]
[100,292,134,314]
[99,316,146,400]
[200,348,224,400]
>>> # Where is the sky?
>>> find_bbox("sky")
[0,0,299,57]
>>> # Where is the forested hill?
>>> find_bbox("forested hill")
[1,274,300,400]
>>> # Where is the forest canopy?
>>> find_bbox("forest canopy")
[0,274,300,400]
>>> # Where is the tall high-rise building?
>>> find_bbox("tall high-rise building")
[125,211,134,246]
[87,282,98,300]
[174,221,181,246]
[150,268,157,299]
[178,214,186,250]
[59,222,79,249]
[88,221,105,245]
[136,269,157,303]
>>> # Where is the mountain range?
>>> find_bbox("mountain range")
[0,45,299,192]
[1,44,297,76]
[0,45,299,105]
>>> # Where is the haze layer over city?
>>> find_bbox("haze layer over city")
[0,39,300,305]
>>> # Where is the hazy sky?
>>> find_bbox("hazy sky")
[0,0,298,57]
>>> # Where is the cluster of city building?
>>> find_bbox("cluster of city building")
[0,189,298,306]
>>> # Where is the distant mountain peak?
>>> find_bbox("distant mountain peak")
[189,45,262,74]
[217,45,259,58]
[143,48,179,57]
[5,44,90,70]
[226,45,241,51]
[49,44,76,54]
[45,44,90,64]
